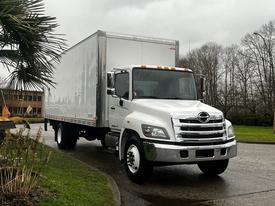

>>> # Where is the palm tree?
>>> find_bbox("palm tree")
[0,0,66,90]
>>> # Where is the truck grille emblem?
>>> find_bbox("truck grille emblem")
[197,112,210,123]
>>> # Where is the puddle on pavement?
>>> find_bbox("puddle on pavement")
[139,194,212,206]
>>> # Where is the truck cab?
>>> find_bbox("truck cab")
[105,65,237,183]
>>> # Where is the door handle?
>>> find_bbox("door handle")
[111,106,115,110]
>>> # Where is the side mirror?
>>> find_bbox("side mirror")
[107,88,115,95]
[194,74,206,101]
[107,72,115,88]
[199,77,206,100]
[107,72,115,96]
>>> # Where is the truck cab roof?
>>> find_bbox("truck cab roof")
[113,65,193,73]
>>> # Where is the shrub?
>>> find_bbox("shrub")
[0,128,51,196]
[227,112,273,126]
[9,116,24,124]
[9,117,44,124]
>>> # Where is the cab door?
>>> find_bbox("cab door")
[108,71,130,132]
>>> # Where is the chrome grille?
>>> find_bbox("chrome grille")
[180,126,223,131]
[181,132,224,139]
[173,115,226,142]
[179,119,223,124]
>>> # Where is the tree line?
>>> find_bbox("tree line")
[179,20,275,127]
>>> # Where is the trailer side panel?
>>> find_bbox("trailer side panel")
[45,34,98,126]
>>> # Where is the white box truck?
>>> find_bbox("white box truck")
[44,30,237,183]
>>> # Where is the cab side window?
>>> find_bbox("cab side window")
[115,72,129,99]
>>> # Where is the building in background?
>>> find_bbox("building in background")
[0,89,43,117]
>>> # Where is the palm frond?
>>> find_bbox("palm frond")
[0,0,66,90]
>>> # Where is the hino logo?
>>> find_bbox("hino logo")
[197,112,210,123]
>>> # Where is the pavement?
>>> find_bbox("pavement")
[17,123,275,206]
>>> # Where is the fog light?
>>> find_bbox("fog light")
[221,148,227,156]
[180,150,189,158]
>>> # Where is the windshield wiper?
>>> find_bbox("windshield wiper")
[136,96,186,100]
[162,97,183,100]
[138,96,159,99]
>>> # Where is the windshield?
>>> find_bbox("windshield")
[133,68,197,100]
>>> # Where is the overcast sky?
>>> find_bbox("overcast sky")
[1,0,275,78]
[44,0,275,54]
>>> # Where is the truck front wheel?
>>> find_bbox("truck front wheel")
[124,135,153,184]
[55,123,78,150]
[197,159,229,175]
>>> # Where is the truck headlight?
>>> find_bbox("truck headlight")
[227,125,235,139]
[141,124,169,139]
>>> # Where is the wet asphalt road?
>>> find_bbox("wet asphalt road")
[21,124,275,206]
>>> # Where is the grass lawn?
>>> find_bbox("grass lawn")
[234,125,275,142]
[39,148,115,206]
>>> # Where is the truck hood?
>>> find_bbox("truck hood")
[132,99,223,117]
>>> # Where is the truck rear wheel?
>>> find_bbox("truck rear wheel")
[55,123,78,150]
[124,135,153,184]
[198,159,229,176]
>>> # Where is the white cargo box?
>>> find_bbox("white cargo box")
[45,30,179,127]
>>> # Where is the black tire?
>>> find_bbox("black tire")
[124,135,153,184]
[55,123,78,150]
[100,136,107,148]
[198,159,229,176]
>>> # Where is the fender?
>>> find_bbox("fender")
[225,119,232,128]
[118,111,172,162]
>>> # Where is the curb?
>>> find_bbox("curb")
[104,171,121,206]
[237,140,275,145]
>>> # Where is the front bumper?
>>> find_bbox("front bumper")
[143,139,237,164]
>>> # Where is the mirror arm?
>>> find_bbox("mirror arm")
[119,98,124,106]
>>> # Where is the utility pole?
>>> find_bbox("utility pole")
[254,32,275,133]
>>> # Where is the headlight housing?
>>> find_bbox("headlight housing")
[227,125,235,139]
[141,124,169,139]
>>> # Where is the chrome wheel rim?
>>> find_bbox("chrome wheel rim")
[57,127,62,144]
[127,144,140,174]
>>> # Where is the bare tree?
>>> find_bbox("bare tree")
[217,45,239,117]
[180,42,222,107]
[242,20,275,131]
[179,20,275,128]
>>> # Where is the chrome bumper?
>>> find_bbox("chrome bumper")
[143,139,237,163]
